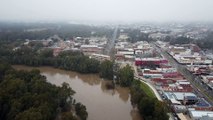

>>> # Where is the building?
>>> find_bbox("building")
[161,81,193,92]
[177,113,188,120]
[90,54,110,62]
[164,92,197,105]
[189,110,213,120]
[172,105,187,113]
[135,58,168,66]
[80,45,103,55]
[183,96,198,105]
[191,98,213,111]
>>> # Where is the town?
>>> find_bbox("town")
[1,22,213,120]
[9,23,212,120]
[1,1,213,120]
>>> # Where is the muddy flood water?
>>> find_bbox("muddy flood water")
[13,65,141,120]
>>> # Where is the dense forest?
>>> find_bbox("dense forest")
[195,32,213,49]
[0,22,113,41]
[0,60,87,120]
[169,36,191,45]
[125,29,150,43]
[163,32,213,50]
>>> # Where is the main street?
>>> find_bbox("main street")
[104,26,118,60]
[152,43,213,106]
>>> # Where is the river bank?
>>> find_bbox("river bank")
[13,65,142,120]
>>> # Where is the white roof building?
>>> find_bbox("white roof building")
[189,110,213,120]
[164,92,197,101]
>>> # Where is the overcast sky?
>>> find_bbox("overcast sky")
[0,0,213,23]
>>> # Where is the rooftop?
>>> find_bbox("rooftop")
[189,110,213,118]
[164,92,197,101]
[196,98,211,107]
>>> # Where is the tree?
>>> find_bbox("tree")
[0,60,11,81]
[0,43,100,74]
[99,60,113,80]
[196,32,213,49]
[0,63,87,120]
[130,80,169,120]
[75,103,88,120]
[117,64,134,87]
[61,112,77,120]
[164,36,171,42]
[126,29,150,43]
[138,98,168,120]
[15,108,43,120]
[170,36,191,45]
[138,97,155,118]
[130,80,146,105]
[39,49,53,58]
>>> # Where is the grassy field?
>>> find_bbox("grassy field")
[140,81,156,98]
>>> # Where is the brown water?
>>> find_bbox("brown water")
[13,65,141,120]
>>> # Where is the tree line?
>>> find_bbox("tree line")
[126,29,151,43]
[0,45,100,74]
[0,60,88,120]
[0,22,113,41]
[163,33,213,50]
[196,32,213,50]
[130,80,169,120]
[0,43,134,87]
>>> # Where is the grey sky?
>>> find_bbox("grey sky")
[0,0,213,22]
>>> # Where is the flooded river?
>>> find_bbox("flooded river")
[13,65,141,120]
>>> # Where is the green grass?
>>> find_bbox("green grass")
[139,81,156,98]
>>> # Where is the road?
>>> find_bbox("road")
[153,43,213,106]
[132,63,174,120]
[132,63,163,101]
[104,26,118,60]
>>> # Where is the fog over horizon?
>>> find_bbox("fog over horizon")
[1,0,213,23]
